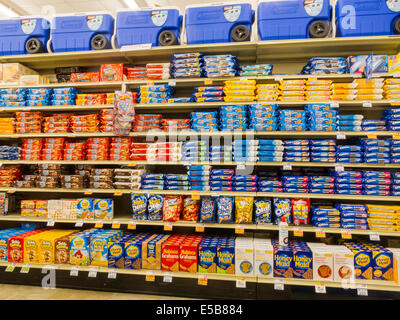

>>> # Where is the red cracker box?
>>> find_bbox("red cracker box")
[70,72,100,83]
[180,236,202,273]
[100,64,126,82]
[8,229,46,263]
[162,235,186,272]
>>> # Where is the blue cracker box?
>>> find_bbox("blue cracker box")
[198,240,218,273]
[76,198,94,220]
[292,246,313,279]
[124,235,151,269]
[131,194,148,220]
[344,245,373,280]
[216,243,235,274]
[370,249,393,281]
[94,199,113,220]
[273,245,294,278]
[108,239,126,268]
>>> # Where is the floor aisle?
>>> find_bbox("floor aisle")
[0,284,197,300]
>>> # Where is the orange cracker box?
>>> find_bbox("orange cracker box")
[100,64,126,82]
[142,234,170,270]
[70,72,100,83]
[161,234,186,272]
[180,236,202,273]
[8,228,46,263]
[38,230,77,264]
[34,200,48,218]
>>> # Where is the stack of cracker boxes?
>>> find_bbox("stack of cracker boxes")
[0,63,55,86]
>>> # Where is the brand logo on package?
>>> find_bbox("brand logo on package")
[386,0,400,12]
[21,19,37,35]
[87,15,103,31]
[304,0,324,17]
[223,5,241,22]
[151,10,168,26]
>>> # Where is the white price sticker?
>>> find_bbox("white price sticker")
[168,80,176,86]
[236,278,246,288]
[369,232,380,241]
[237,164,246,171]
[120,43,152,51]
[362,101,373,108]
[163,272,173,283]
[211,193,219,197]
[75,220,84,227]
[88,267,98,278]
[279,223,289,246]
[283,163,292,171]
[335,164,345,172]
[357,285,368,296]
[108,269,117,279]
[70,267,79,277]
[315,283,326,294]
[392,73,400,78]
[337,132,346,140]
[274,279,284,291]
[274,76,283,82]
[330,101,339,108]
[46,219,55,227]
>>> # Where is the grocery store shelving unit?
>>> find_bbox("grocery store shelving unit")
[0,35,400,299]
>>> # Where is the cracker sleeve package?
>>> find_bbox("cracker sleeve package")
[182,196,200,222]
[216,196,234,224]
[114,91,135,136]
[200,197,216,222]
[163,196,183,222]
[234,197,254,224]
[273,198,292,224]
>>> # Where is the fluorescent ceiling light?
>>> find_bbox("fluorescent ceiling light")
[0,3,18,17]
[124,0,139,9]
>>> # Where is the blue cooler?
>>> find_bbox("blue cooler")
[258,0,331,40]
[49,13,114,52]
[0,18,50,55]
[336,0,400,37]
[116,9,182,47]
[185,3,254,44]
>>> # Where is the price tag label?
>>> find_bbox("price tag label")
[7,189,16,194]
[163,272,173,283]
[335,164,345,172]
[283,163,292,171]
[362,101,373,108]
[146,271,155,282]
[95,221,104,228]
[20,264,30,274]
[235,225,245,234]
[393,134,400,140]
[369,232,380,241]
[147,81,155,86]
[274,279,284,291]
[128,162,137,167]
[70,267,79,277]
[46,219,55,227]
[84,191,93,195]
[316,229,326,238]
[341,230,352,239]
[168,80,176,86]
[391,102,400,106]
[195,224,205,233]
[198,275,208,286]
[114,190,123,196]
[237,164,246,171]
[274,76,283,82]
[236,277,246,288]
[5,264,15,272]
[293,228,303,237]
[330,101,339,108]
[108,269,117,279]
[192,194,200,200]
[357,284,368,296]
[315,282,326,294]
[337,132,346,140]
[211,193,219,197]
[204,79,213,85]
[392,73,400,78]
[367,134,378,139]
[121,43,152,51]
[128,221,137,230]
[112,221,121,229]
[164,223,173,231]
[88,267,98,278]
[75,220,84,227]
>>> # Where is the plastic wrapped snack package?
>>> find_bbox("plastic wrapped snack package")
[216,196,234,224]
[113,91,135,136]
[234,196,254,224]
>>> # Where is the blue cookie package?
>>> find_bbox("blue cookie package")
[147,194,163,221]
[273,198,292,224]
[200,197,216,222]
[254,199,271,224]
[216,196,234,223]
[131,194,148,220]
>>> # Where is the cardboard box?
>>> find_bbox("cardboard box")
[389,55,400,73]
[198,237,218,273]
[388,248,400,284]
[331,245,355,282]
[235,237,254,276]
[180,235,201,273]
[162,235,186,272]
[125,234,154,269]
[254,238,273,278]
[2,63,37,85]
[312,246,333,282]
[142,234,170,270]
[94,199,113,220]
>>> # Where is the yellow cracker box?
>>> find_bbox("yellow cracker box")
[2,63,37,85]
[23,230,60,263]
[388,248,400,284]
[38,230,76,264]
[367,205,400,214]
[142,234,170,270]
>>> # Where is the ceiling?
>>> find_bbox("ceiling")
[0,0,215,18]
